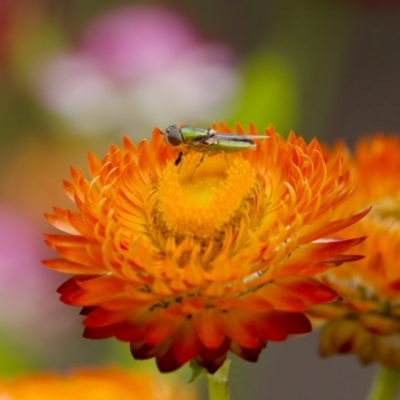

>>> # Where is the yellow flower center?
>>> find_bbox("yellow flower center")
[369,196,400,230]
[156,153,257,238]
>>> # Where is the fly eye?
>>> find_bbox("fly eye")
[165,125,182,147]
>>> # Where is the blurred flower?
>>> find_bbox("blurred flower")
[43,124,366,373]
[0,367,197,399]
[0,206,68,335]
[0,205,77,362]
[308,135,400,367]
[35,5,238,135]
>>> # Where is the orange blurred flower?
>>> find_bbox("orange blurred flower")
[44,123,366,373]
[309,134,400,367]
[0,368,196,399]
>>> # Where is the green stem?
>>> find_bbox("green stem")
[206,359,231,400]
[367,365,400,400]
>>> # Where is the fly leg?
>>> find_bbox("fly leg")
[223,152,229,169]
[175,150,188,173]
[189,152,206,181]
[175,151,183,166]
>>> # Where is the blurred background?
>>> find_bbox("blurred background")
[1,0,400,398]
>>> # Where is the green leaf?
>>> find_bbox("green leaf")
[228,49,299,136]
[189,359,207,383]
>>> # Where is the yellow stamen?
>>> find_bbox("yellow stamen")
[369,196,400,230]
[156,154,256,238]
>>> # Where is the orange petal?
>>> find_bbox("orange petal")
[258,277,338,311]
[43,258,105,275]
[256,311,311,341]
[193,309,226,349]
[222,310,262,349]
[144,309,182,345]
[171,319,202,365]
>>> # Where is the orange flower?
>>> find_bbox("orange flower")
[308,134,400,367]
[0,368,197,399]
[44,123,366,373]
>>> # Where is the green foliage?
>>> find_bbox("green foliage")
[0,337,38,376]
[189,359,207,383]
[228,49,299,136]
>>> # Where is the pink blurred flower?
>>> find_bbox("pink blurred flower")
[0,206,74,355]
[36,5,238,135]
[81,6,199,80]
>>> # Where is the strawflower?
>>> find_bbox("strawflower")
[308,135,400,368]
[0,368,197,400]
[43,123,367,374]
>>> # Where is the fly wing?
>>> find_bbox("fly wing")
[212,133,269,140]
[206,138,257,153]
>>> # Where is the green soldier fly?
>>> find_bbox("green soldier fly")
[161,125,267,166]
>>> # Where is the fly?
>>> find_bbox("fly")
[160,125,268,166]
